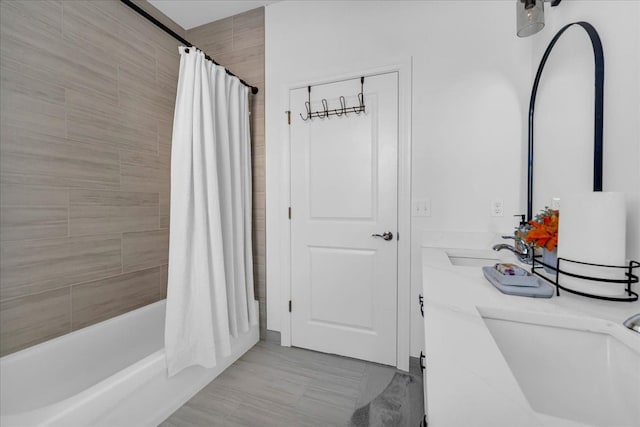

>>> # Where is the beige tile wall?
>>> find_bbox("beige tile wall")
[0,0,182,356]
[187,8,267,338]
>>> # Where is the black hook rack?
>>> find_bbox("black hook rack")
[300,77,366,121]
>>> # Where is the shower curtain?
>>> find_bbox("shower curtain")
[165,47,258,377]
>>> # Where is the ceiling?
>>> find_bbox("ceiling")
[148,1,279,30]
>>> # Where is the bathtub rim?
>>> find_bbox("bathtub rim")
[1,299,260,427]
[2,349,166,426]
[111,311,259,427]
[0,300,165,366]
[1,300,167,425]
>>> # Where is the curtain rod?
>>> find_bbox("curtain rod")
[119,0,259,95]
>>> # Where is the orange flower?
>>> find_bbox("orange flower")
[524,209,559,251]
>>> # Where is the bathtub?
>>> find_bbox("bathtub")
[0,300,260,427]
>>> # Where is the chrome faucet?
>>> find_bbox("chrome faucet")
[623,313,640,334]
[492,214,533,264]
[493,242,532,264]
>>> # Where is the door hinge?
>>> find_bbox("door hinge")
[286,110,291,125]
[288,207,291,219]
[288,300,292,312]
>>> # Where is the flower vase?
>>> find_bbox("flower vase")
[542,248,558,274]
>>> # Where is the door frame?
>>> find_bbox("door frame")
[280,59,412,371]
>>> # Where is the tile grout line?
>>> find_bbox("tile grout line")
[64,83,71,239]
[157,119,162,229]
[67,194,71,239]
[121,232,124,274]
[69,284,73,332]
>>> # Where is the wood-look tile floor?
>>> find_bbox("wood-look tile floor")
[160,339,424,427]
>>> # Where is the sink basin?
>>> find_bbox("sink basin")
[447,255,499,267]
[479,307,640,427]
[446,250,501,267]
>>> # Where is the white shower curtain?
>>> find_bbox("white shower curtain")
[165,47,258,377]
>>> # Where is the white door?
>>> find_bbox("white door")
[290,73,398,366]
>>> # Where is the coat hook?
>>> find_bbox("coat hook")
[356,92,365,114]
[358,77,365,114]
[321,99,329,118]
[300,86,313,121]
[337,96,346,116]
[300,101,312,121]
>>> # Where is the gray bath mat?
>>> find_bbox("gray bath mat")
[350,372,413,427]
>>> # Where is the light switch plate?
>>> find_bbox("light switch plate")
[412,199,431,217]
[412,200,422,216]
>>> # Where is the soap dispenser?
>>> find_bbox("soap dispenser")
[514,214,528,240]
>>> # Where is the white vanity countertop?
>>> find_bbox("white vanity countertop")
[421,245,640,427]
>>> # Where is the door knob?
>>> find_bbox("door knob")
[371,231,393,241]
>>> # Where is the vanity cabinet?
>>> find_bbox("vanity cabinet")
[418,294,428,426]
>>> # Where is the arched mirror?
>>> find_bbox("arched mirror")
[527,21,604,220]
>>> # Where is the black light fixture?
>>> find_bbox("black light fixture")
[517,0,562,38]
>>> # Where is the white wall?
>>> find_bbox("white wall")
[265,0,531,356]
[531,0,640,260]
[265,0,640,358]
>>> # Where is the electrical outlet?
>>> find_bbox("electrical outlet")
[551,198,561,210]
[491,199,504,217]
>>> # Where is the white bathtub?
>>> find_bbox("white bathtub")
[0,300,260,427]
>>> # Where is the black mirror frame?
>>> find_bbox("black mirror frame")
[527,21,604,220]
